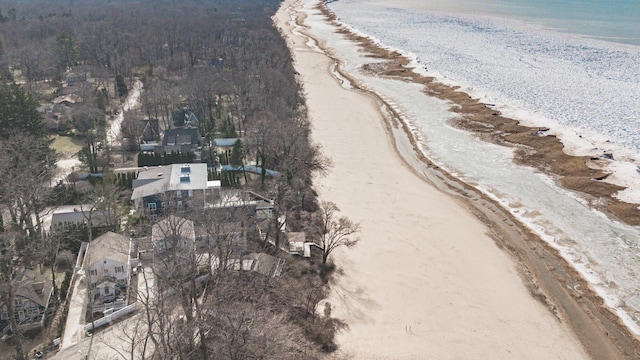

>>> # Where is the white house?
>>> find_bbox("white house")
[83,232,132,307]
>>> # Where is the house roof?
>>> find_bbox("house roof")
[131,163,208,200]
[171,109,199,128]
[53,94,82,105]
[50,204,112,229]
[141,119,160,142]
[213,138,238,147]
[162,128,200,146]
[288,232,306,244]
[152,215,196,243]
[85,232,131,268]
[12,270,53,308]
[247,253,284,277]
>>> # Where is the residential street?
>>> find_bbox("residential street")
[53,265,156,359]
[53,79,142,185]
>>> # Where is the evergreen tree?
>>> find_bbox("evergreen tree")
[230,139,245,167]
[55,33,79,71]
[230,139,247,182]
[0,82,48,140]
[116,74,128,97]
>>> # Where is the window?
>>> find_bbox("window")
[177,200,183,207]
[13,298,22,307]
[147,202,157,211]
[90,269,98,276]
[149,214,158,222]
[104,286,111,295]
[115,266,125,273]
[1,311,9,320]
[176,190,182,198]
[15,311,25,322]
[27,307,38,315]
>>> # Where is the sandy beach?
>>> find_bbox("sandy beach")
[271,1,632,358]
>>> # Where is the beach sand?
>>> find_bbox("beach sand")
[272,1,619,359]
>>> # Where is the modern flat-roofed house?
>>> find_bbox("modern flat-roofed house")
[0,270,54,333]
[83,232,132,311]
[131,163,218,217]
[151,215,196,254]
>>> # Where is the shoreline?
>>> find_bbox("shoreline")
[322,8,640,228]
[274,1,633,358]
[334,31,640,360]
[312,2,640,356]
[276,0,640,358]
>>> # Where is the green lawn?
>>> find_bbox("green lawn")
[51,135,84,156]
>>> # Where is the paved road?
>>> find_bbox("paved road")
[53,78,142,185]
[107,80,142,145]
[60,271,89,350]
[52,266,156,360]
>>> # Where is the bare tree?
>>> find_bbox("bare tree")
[313,201,360,265]
[0,230,26,360]
[89,172,125,231]
[121,109,143,152]
[0,132,54,239]
[97,313,151,360]
[35,228,64,304]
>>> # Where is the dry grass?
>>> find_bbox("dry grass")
[51,135,83,156]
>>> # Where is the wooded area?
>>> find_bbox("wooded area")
[0,0,358,359]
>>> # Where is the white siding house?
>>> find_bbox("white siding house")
[83,232,132,309]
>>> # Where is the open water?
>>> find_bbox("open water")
[297,0,640,335]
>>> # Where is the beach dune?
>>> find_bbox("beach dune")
[275,1,590,358]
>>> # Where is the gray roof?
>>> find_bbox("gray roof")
[247,253,284,277]
[152,215,195,243]
[51,209,91,226]
[85,232,131,268]
[163,128,200,146]
[131,163,208,200]
[154,144,194,155]
[12,270,53,308]
[170,110,199,128]
[288,232,306,244]
[50,205,112,228]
